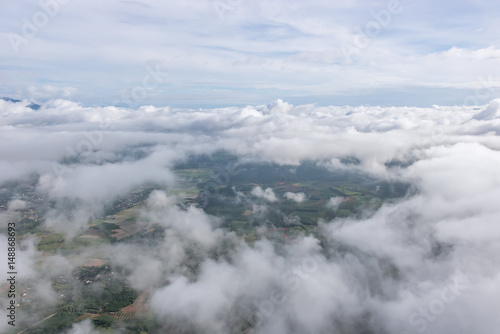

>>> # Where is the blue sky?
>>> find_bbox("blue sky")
[1,0,500,107]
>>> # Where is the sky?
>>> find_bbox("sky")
[1,0,500,107]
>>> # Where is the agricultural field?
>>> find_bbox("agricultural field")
[183,156,410,241]
[3,154,411,333]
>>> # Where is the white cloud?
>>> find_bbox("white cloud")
[472,98,500,120]
[65,320,98,334]
[252,186,278,202]
[284,192,306,203]
[1,98,500,332]
[7,199,27,211]
[326,197,343,210]
[1,1,499,106]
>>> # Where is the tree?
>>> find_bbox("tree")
[93,315,115,327]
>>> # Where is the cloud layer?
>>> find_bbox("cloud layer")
[1,98,500,333]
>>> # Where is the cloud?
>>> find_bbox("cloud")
[65,320,98,334]
[7,199,27,211]
[1,1,499,106]
[472,98,500,120]
[251,186,279,202]
[283,192,306,203]
[1,98,500,333]
[25,85,77,101]
[325,197,343,210]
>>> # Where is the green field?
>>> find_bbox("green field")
[13,155,411,333]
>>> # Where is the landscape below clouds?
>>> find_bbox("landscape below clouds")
[1,97,500,333]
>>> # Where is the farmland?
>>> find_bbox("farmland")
[2,152,411,333]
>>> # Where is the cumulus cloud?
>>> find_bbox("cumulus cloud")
[65,320,98,334]
[251,186,279,202]
[108,190,235,292]
[472,98,500,120]
[284,192,306,203]
[325,197,343,210]
[1,98,500,333]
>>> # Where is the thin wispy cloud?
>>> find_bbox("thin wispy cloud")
[1,0,499,106]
